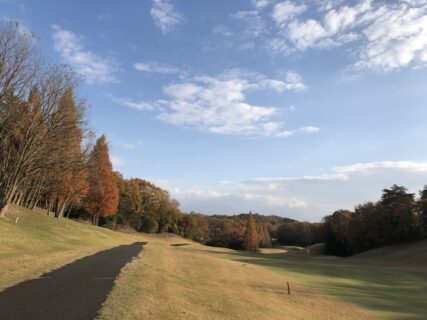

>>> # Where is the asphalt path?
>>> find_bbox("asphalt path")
[0,242,145,320]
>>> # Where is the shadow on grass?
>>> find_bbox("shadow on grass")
[222,250,427,320]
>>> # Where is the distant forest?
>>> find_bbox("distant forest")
[1,22,426,257]
[90,173,427,256]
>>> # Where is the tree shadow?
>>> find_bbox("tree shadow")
[223,250,427,319]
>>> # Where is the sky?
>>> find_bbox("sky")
[2,0,427,221]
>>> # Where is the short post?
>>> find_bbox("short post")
[15,217,19,224]
[287,281,291,295]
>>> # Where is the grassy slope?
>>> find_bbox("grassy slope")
[223,246,427,320]
[3,206,421,319]
[351,240,427,267]
[0,205,140,291]
[100,237,375,320]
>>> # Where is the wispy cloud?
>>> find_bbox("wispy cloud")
[160,161,427,220]
[231,10,267,38]
[252,0,272,9]
[272,1,307,25]
[110,154,126,168]
[97,13,112,21]
[134,61,180,74]
[52,25,118,84]
[113,97,155,111]
[117,69,315,138]
[150,0,184,34]
[225,0,427,72]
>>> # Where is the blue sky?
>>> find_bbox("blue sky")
[2,0,427,220]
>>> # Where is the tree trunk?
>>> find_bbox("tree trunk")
[0,202,10,218]
[65,205,73,218]
[57,200,68,219]
[46,199,52,216]
[0,186,18,218]
[92,214,99,226]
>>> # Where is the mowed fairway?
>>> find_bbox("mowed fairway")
[100,237,375,320]
[223,246,427,320]
[2,206,423,320]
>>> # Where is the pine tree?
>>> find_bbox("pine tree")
[243,212,259,251]
[84,135,119,225]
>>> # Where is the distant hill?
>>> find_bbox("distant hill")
[213,213,295,225]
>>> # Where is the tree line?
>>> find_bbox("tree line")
[274,185,427,256]
[323,185,427,256]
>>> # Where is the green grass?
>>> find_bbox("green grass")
[0,204,140,291]
[2,205,425,319]
[223,247,427,320]
[100,237,375,320]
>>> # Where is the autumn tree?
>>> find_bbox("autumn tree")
[0,22,40,216]
[181,212,210,243]
[84,135,118,225]
[0,54,78,217]
[243,212,259,251]
[50,88,88,218]
[257,225,272,247]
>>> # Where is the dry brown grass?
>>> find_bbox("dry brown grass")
[351,240,427,268]
[0,205,140,291]
[100,236,376,320]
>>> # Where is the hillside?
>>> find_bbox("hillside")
[1,205,375,320]
[351,240,427,268]
[0,205,140,291]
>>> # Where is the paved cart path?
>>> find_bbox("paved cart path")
[0,242,145,320]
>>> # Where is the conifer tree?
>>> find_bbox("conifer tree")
[243,212,259,251]
[84,135,118,225]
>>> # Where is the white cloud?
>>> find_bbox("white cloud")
[51,25,118,84]
[117,69,314,137]
[281,0,372,50]
[157,70,311,136]
[224,0,427,72]
[150,0,184,34]
[265,37,292,54]
[252,0,271,9]
[286,19,329,50]
[134,61,179,74]
[161,161,427,221]
[272,1,307,25]
[213,24,234,37]
[334,161,427,174]
[279,0,427,71]
[355,1,427,71]
[114,97,155,111]
[231,11,267,38]
[110,155,125,168]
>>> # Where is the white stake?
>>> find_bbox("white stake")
[15,217,19,223]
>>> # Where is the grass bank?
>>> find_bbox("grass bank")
[0,205,140,291]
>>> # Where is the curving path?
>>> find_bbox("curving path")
[0,242,145,320]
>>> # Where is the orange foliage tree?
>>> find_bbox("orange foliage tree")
[84,135,118,225]
[243,212,259,251]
